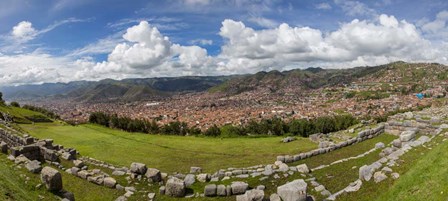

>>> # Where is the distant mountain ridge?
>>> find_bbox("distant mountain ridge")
[2,62,447,102]
[1,76,233,102]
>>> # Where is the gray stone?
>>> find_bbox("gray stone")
[159,186,166,195]
[296,164,309,173]
[40,167,63,191]
[236,189,264,201]
[204,184,217,197]
[184,174,196,187]
[375,142,385,149]
[278,163,289,172]
[277,179,307,201]
[73,160,84,168]
[381,167,393,173]
[61,190,75,201]
[165,177,186,197]
[231,181,249,195]
[104,177,117,188]
[190,166,202,174]
[391,172,400,179]
[282,137,296,143]
[256,185,266,190]
[392,139,402,148]
[197,173,210,182]
[400,130,416,142]
[321,190,331,196]
[359,165,373,181]
[314,185,325,192]
[276,155,285,162]
[26,160,42,173]
[145,168,162,182]
[77,170,90,179]
[345,179,362,192]
[148,193,156,199]
[374,171,387,183]
[112,170,126,176]
[130,162,147,175]
[270,193,281,201]
[226,185,232,196]
[217,184,227,196]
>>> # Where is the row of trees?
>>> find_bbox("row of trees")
[218,114,358,137]
[89,112,359,138]
[89,112,202,135]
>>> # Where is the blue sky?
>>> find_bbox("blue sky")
[0,0,447,85]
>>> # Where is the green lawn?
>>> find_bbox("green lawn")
[374,136,448,201]
[0,156,58,201]
[0,105,51,124]
[20,122,316,173]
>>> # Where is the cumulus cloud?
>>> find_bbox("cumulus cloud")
[11,21,37,42]
[0,53,74,85]
[74,21,214,80]
[316,3,332,10]
[217,14,444,72]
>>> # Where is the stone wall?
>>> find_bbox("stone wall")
[385,112,439,136]
[276,124,385,164]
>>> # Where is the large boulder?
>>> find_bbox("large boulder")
[236,189,264,201]
[26,160,42,173]
[359,165,373,181]
[145,168,162,182]
[204,184,217,197]
[184,174,196,187]
[277,179,307,201]
[40,167,63,191]
[165,177,186,197]
[130,162,147,175]
[231,181,249,195]
[104,177,117,188]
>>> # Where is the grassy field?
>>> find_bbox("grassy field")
[0,105,51,124]
[20,122,316,173]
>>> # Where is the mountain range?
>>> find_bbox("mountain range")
[2,61,447,102]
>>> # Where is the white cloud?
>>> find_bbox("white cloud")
[316,3,332,10]
[217,15,444,72]
[248,16,279,28]
[189,39,213,46]
[334,0,377,17]
[0,53,74,85]
[74,21,214,80]
[11,21,37,42]
[421,10,448,40]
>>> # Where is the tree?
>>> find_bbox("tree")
[204,125,221,137]
[10,101,20,107]
[0,92,4,105]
